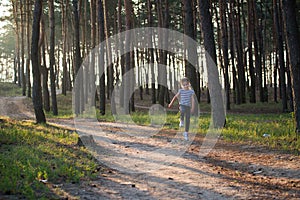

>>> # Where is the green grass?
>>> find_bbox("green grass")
[0,82,22,96]
[96,106,299,153]
[45,93,74,118]
[0,117,100,199]
[44,91,299,153]
[221,113,299,153]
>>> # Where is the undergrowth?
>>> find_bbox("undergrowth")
[0,117,100,199]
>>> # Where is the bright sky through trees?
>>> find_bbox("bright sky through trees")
[0,0,11,34]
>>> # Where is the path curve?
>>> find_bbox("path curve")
[0,96,34,119]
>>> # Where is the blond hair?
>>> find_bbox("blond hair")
[180,77,190,84]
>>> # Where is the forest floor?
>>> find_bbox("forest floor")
[0,96,300,199]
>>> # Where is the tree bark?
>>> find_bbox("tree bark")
[62,0,68,96]
[253,1,263,103]
[31,0,46,123]
[219,0,230,110]
[80,0,89,106]
[158,0,169,107]
[26,0,31,98]
[90,0,97,106]
[198,0,225,128]
[233,0,245,104]
[20,0,26,96]
[73,0,83,115]
[118,0,125,107]
[281,0,300,133]
[147,0,156,104]
[248,0,256,103]
[274,54,278,103]
[98,0,106,115]
[183,0,199,103]
[103,0,114,101]
[12,1,20,85]
[273,0,288,112]
[229,0,237,104]
[48,0,58,115]
[40,17,50,112]
[286,52,294,111]
[124,0,133,114]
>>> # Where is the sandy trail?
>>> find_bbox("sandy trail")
[0,96,34,119]
[52,119,300,200]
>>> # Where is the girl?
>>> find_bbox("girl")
[168,77,195,140]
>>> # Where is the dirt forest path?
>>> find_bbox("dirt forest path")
[0,96,299,199]
[0,96,35,119]
[52,119,300,200]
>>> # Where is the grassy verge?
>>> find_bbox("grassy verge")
[45,93,74,119]
[0,82,22,96]
[97,106,299,153]
[0,117,100,199]
[222,113,299,153]
[44,91,299,153]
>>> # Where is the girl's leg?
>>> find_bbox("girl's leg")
[185,107,191,132]
[179,105,185,126]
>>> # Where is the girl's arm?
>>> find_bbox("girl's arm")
[168,93,179,108]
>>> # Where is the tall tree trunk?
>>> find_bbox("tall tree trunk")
[73,0,83,115]
[62,0,68,96]
[124,0,133,114]
[114,9,120,89]
[20,0,26,96]
[78,0,85,113]
[26,0,31,98]
[103,0,114,101]
[158,0,169,107]
[234,0,245,104]
[274,54,278,103]
[80,0,87,58]
[198,0,225,128]
[79,0,89,107]
[48,0,58,115]
[273,0,288,112]
[183,0,199,104]
[281,0,300,134]
[147,0,156,104]
[130,50,135,112]
[118,0,125,107]
[98,0,106,115]
[157,0,163,106]
[229,0,237,104]
[253,1,263,103]
[90,0,97,106]
[31,0,46,123]
[262,0,268,102]
[66,0,72,92]
[248,0,256,103]
[40,17,50,112]
[286,53,294,111]
[219,0,230,110]
[56,50,60,90]
[12,1,19,85]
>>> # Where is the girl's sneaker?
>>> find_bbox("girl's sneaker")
[183,132,188,141]
[179,120,184,127]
